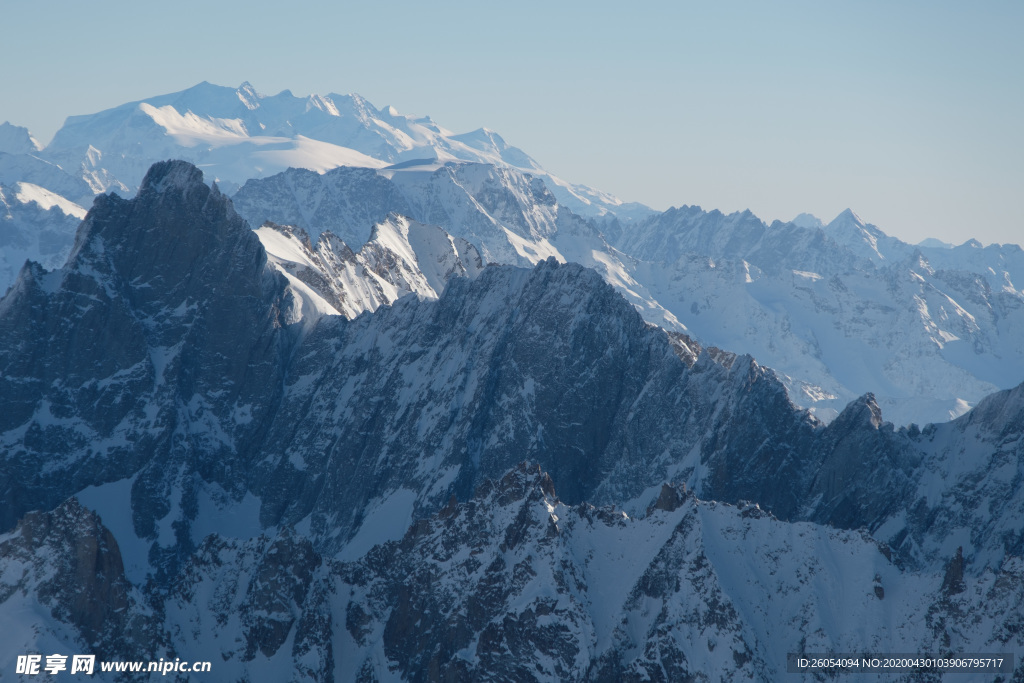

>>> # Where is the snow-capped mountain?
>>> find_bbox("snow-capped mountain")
[0,149,95,206]
[8,465,1021,681]
[34,81,650,222]
[0,80,650,315]
[0,122,41,155]
[0,126,95,290]
[232,161,683,330]
[2,162,1024,680]
[614,206,1024,425]
[255,214,483,320]
[0,181,84,292]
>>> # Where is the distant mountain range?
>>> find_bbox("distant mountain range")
[3,82,1021,427]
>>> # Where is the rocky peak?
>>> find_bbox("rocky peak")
[650,482,688,513]
[0,121,41,154]
[491,462,558,505]
[0,498,158,658]
[68,160,283,316]
[805,393,914,530]
[138,158,205,196]
[832,393,885,431]
[0,160,297,537]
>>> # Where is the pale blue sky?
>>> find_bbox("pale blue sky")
[2,0,1021,245]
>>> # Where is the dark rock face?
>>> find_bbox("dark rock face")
[941,547,966,596]
[0,160,295,535]
[804,393,916,529]
[652,483,686,513]
[255,258,709,536]
[0,498,161,660]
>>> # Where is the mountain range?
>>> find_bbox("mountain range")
[1,80,1023,680]
[3,81,1022,426]
[1,160,1023,680]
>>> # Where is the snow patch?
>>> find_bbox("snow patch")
[14,182,86,219]
[338,488,418,561]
